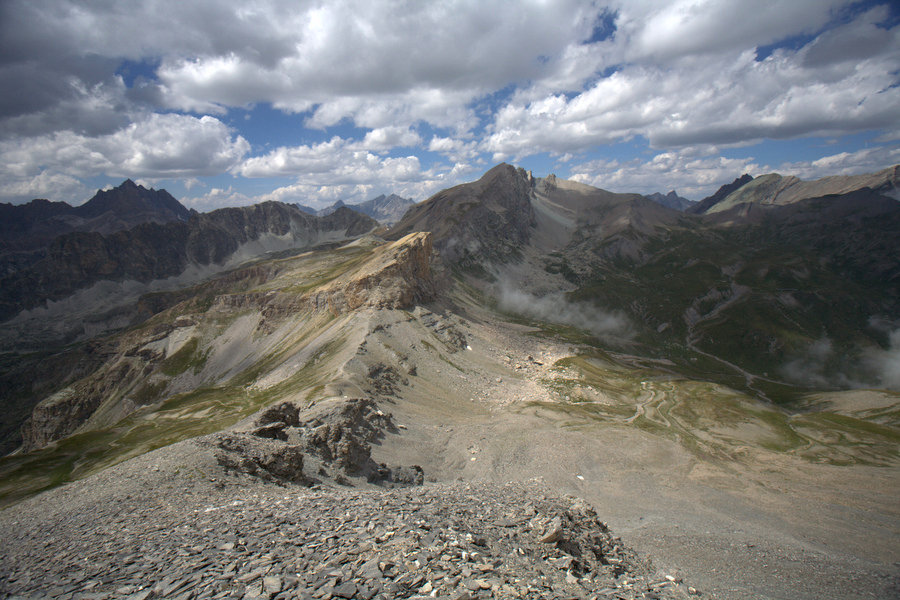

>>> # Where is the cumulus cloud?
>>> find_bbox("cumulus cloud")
[569,144,900,200]
[0,114,248,202]
[428,137,480,162]
[202,135,480,207]
[774,146,900,181]
[1,0,898,208]
[185,167,457,210]
[570,148,761,198]
[236,137,422,184]
[612,0,847,64]
[486,4,900,158]
[154,1,596,123]
[357,127,422,151]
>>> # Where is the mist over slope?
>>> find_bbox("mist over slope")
[392,163,900,398]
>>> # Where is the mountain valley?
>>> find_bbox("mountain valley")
[1,165,899,600]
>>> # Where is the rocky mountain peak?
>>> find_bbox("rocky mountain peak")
[387,164,536,266]
[80,180,191,222]
[645,190,695,211]
[688,173,753,214]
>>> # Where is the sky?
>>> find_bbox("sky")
[1,0,899,211]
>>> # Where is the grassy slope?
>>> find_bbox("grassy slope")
[0,245,373,507]
[566,217,897,403]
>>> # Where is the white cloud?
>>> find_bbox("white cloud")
[0,170,89,203]
[2,0,898,209]
[180,186,257,211]
[233,135,477,206]
[236,137,424,184]
[570,149,761,198]
[773,146,900,180]
[612,0,847,64]
[143,0,599,130]
[570,144,900,200]
[356,126,422,151]
[486,5,900,158]
[0,114,248,202]
[428,136,480,162]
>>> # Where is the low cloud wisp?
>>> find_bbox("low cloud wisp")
[495,283,631,341]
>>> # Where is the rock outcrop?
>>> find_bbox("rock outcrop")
[214,397,422,487]
[16,234,435,452]
[306,232,435,314]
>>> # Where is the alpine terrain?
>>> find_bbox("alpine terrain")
[1,165,898,600]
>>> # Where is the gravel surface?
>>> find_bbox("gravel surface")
[0,444,696,600]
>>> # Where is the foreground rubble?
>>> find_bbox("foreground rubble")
[0,479,695,600]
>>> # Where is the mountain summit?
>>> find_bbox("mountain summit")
[644,190,694,211]
[307,193,415,225]
[0,181,192,252]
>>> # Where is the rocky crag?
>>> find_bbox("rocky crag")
[0,202,377,324]
[644,191,695,211]
[0,203,378,352]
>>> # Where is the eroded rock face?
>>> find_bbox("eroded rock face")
[20,358,148,452]
[306,232,436,314]
[214,434,309,484]
[0,202,378,325]
[214,398,421,488]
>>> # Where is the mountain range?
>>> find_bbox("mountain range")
[1,164,898,599]
[0,180,191,254]
[644,190,695,211]
[296,193,415,225]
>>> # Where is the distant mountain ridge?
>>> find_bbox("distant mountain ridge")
[689,166,900,215]
[687,174,754,214]
[0,180,192,252]
[0,202,378,347]
[298,193,415,225]
[644,190,695,211]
